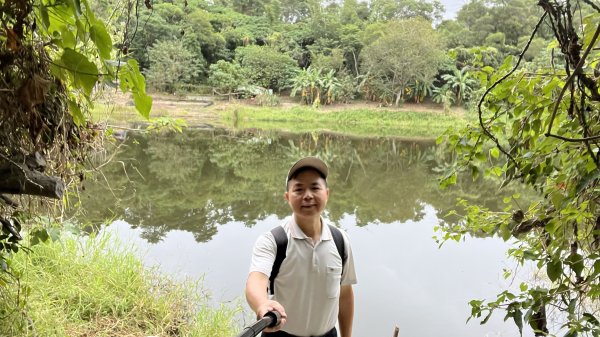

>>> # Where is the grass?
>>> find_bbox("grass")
[1,231,239,337]
[225,105,470,138]
[90,94,471,139]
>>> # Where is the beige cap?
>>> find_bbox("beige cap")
[286,157,328,184]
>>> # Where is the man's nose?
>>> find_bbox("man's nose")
[302,190,313,199]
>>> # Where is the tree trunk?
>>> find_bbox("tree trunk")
[352,51,359,77]
[395,87,404,106]
[0,162,64,199]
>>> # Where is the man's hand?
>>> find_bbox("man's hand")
[246,271,287,332]
[256,300,287,332]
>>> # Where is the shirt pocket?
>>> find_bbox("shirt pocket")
[326,266,342,298]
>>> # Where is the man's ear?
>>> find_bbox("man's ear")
[284,191,289,202]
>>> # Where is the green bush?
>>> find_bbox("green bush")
[235,45,298,91]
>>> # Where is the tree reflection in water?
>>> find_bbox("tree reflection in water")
[76,128,525,243]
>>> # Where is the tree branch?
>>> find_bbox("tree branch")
[546,21,600,135]
[478,12,548,170]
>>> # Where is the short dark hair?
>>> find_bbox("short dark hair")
[286,166,328,190]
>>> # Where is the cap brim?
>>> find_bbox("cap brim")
[287,157,328,182]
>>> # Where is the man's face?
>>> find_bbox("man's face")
[285,169,329,218]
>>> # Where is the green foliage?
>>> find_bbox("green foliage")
[454,0,546,48]
[225,106,467,137]
[361,18,445,106]
[440,67,477,106]
[208,60,248,96]
[145,39,204,94]
[310,48,346,74]
[119,59,153,119]
[368,0,445,22]
[235,45,298,91]
[406,80,434,103]
[128,2,188,69]
[1,0,154,326]
[255,93,281,107]
[183,9,228,64]
[431,86,455,113]
[1,231,238,336]
[289,66,342,106]
[437,2,600,336]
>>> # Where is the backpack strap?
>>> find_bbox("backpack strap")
[269,224,347,296]
[269,226,288,295]
[328,225,347,274]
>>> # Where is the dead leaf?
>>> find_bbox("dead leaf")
[17,74,52,109]
[6,28,20,52]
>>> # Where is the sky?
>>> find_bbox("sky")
[440,0,468,19]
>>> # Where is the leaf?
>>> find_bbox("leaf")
[66,0,82,16]
[513,309,523,336]
[67,99,85,126]
[575,169,600,195]
[89,21,112,60]
[40,3,50,29]
[546,259,562,282]
[440,172,457,189]
[119,59,152,118]
[567,253,585,277]
[490,147,500,159]
[133,91,152,119]
[583,313,600,326]
[29,229,49,246]
[60,25,76,49]
[60,48,98,95]
[520,283,528,291]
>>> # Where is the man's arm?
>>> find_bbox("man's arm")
[245,271,287,332]
[338,284,354,337]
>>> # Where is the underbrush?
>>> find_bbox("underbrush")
[0,231,239,337]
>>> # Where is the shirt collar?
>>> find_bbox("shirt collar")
[288,216,332,241]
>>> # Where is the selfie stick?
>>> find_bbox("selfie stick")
[236,311,281,337]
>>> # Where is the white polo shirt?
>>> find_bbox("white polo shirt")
[249,217,357,336]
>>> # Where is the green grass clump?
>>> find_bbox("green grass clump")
[1,232,238,337]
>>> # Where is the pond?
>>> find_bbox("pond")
[76,128,527,337]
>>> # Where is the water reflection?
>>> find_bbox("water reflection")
[79,129,514,242]
[77,129,528,337]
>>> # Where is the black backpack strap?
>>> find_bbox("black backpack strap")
[328,225,347,274]
[269,226,288,295]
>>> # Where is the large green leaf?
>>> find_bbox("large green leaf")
[119,59,152,119]
[546,259,562,282]
[60,48,98,95]
[89,21,112,60]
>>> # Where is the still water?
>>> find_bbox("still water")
[78,128,528,337]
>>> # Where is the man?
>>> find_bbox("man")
[245,156,357,337]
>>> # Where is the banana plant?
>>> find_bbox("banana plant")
[441,67,477,106]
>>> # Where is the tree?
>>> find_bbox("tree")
[0,0,151,329]
[438,1,600,336]
[182,9,228,65]
[361,18,444,105]
[453,0,544,49]
[368,0,445,23]
[235,45,298,91]
[145,40,203,93]
[207,60,247,98]
[128,2,186,69]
